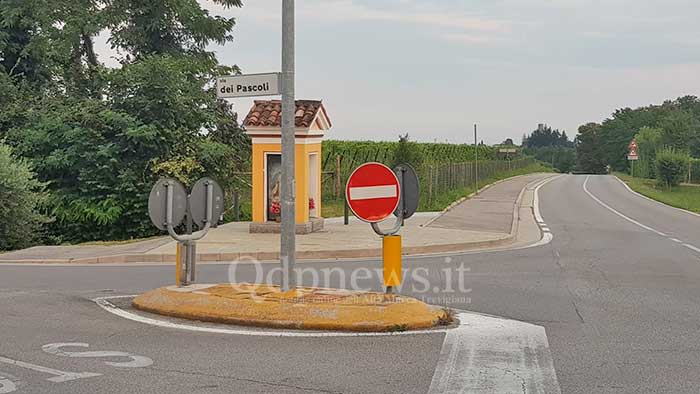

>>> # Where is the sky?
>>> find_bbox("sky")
[97,0,700,144]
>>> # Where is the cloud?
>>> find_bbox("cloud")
[299,1,509,33]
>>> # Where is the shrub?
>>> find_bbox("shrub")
[0,143,50,250]
[392,134,424,168]
[655,148,689,189]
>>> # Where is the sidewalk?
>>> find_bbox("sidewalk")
[0,173,554,264]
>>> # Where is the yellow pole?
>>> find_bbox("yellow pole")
[383,235,402,291]
[175,243,182,287]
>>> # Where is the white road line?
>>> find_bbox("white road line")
[683,244,700,254]
[583,176,668,237]
[348,185,397,200]
[614,176,700,219]
[0,356,100,383]
[670,238,683,243]
[427,313,561,394]
[94,296,452,338]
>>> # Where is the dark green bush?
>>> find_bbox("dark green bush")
[655,148,689,189]
[0,143,50,250]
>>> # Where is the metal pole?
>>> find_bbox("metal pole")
[280,0,296,291]
[474,124,479,194]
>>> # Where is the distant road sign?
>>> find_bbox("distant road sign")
[346,163,400,223]
[217,73,281,98]
[499,148,517,153]
[148,178,187,231]
[190,177,225,228]
[628,138,639,161]
[394,164,419,220]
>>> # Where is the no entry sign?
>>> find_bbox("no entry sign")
[346,163,400,223]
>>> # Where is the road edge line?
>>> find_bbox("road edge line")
[613,176,700,219]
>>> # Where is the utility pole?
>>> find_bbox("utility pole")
[280,0,296,291]
[474,124,479,194]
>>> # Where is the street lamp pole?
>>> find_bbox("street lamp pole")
[280,0,296,291]
[474,124,479,194]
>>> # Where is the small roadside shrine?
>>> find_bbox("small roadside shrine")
[244,100,332,234]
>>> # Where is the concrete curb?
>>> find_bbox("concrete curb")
[132,284,447,332]
[0,173,553,265]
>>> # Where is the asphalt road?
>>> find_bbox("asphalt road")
[1,174,700,393]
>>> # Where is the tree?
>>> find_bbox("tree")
[0,0,56,87]
[393,133,423,169]
[576,123,607,174]
[655,148,689,189]
[0,143,49,250]
[635,127,663,178]
[6,97,166,242]
[103,0,243,60]
[523,125,572,148]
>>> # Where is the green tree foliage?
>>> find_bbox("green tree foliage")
[575,96,700,172]
[392,134,424,169]
[635,127,663,178]
[6,98,164,242]
[522,125,575,172]
[103,0,242,59]
[523,147,576,173]
[576,123,608,174]
[655,148,690,189]
[523,125,573,148]
[0,0,249,244]
[0,143,49,250]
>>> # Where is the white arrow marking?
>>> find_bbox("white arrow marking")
[42,343,153,368]
[0,356,100,383]
[0,376,16,394]
[349,185,397,200]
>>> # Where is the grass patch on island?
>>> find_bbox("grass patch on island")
[615,173,700,214]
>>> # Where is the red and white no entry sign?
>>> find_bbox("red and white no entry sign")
[346,163,401,223]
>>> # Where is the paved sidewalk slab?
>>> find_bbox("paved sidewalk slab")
[429,173,548,233]
[0,173,554,263]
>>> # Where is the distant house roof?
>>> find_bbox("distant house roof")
[243,100,331,129]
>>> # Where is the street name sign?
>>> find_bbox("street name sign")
[217,73,281,98]
[346,163,401,223]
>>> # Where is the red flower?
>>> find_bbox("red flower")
[309,198,316,210]
[270,201,281,215]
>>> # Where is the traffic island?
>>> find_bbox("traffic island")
[132,284,449,332]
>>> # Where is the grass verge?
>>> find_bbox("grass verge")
[615,173,700,214]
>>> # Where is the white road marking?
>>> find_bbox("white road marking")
[94,297,561,392]
[42,343,153,368]
[0,377,16,394]
[670,238,683,243]
[94,296,452,338]
[348,185,397,200]
[683,244,700,254]
[614,176,700,219]
[427,313,561,394]
[0,356,100,383]
[583,176,668,237]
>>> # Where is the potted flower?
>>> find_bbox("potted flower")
[270,201,281,222]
